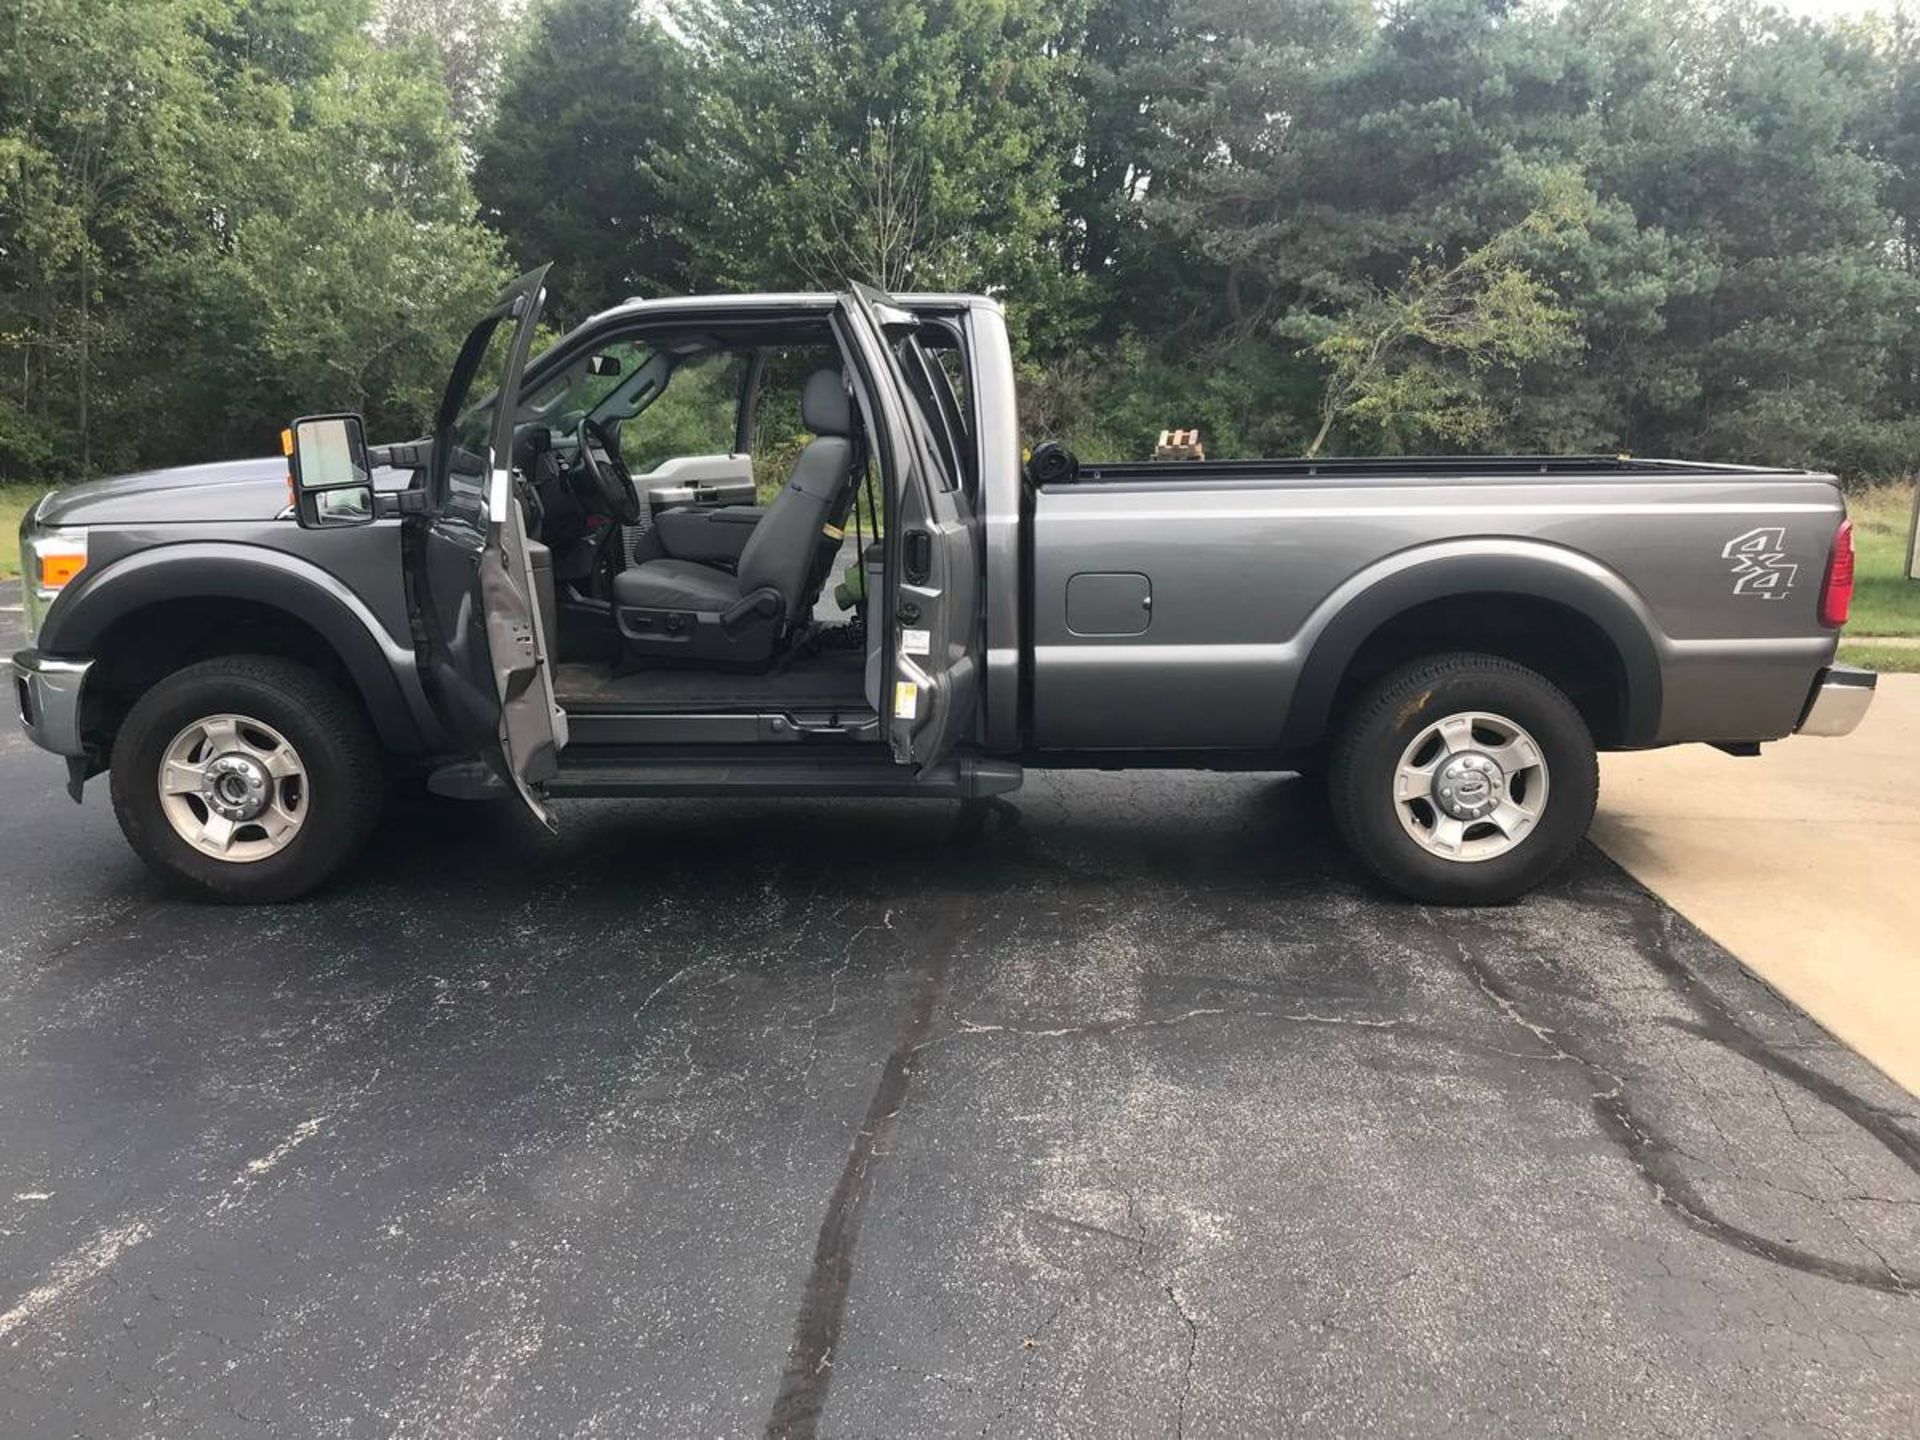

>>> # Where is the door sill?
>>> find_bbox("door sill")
[563,710,878,747]
[545,748,1021,799]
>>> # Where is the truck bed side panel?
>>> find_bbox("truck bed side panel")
[1028,473,1843,751]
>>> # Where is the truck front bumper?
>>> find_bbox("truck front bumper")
[10,650,92,758]
[1796,663,1876,738]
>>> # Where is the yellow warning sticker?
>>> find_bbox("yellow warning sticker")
[894,680,919,720]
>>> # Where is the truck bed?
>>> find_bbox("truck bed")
[1022,452,1843,754]
[1069,455,1815,485]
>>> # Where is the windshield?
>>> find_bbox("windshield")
[520,338,660,432]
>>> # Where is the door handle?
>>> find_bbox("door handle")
[903,529,932,584]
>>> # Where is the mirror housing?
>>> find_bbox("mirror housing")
[285,413,374,528]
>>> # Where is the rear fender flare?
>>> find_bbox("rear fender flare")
[1281,540,1664,749]
[39,542,440,753]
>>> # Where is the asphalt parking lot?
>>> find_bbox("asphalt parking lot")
[3,599,1918,1437]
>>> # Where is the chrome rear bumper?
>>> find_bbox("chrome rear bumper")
[10,650,92,757]
[1796,663,1876,738]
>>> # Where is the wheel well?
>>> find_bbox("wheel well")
[1328,593,1630,746]
[81,598,368,756]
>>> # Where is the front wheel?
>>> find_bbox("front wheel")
[109,656,384,903]
[1328,653,1598,905]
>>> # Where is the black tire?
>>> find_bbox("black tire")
[1328,653,1598,905]
[109,656,383,903]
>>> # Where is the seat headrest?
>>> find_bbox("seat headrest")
[802,369,852,438]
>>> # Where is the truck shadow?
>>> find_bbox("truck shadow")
[354,769,1353,908]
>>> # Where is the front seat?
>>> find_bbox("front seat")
[611,368,856,667]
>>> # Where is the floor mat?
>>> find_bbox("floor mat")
[554,647,869,712]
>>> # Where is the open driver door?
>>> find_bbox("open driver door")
[413,265,568,826]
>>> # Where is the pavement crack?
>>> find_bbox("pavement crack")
[1164,1279,1198,1440]
[765,894,972,1439]
[1419,907,1919,1299]
[950,1008,1399,1040]
[1021,1207,1146,1251]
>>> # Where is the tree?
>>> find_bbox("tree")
[1296,193,1586,456]
[680,0,1088,350]
[473,0,696,322]
[375,0,521,144]
[186,35,509,440]
[0,0,505,479]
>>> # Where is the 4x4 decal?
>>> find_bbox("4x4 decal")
[1722,526,1797,600]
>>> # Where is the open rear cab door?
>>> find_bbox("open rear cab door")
[839,283,983,772]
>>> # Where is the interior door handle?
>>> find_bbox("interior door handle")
[904,530,932,584]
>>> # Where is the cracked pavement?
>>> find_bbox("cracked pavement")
[2,614,1918,1436]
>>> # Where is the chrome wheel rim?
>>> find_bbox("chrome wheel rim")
[157,714,308,863]
[1393,710,1549,863]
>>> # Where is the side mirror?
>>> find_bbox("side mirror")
[587,353,622,377]
[285,413,374,528]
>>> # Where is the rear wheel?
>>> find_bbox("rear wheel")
[1329,653,1597,905]
[110,656,383,903]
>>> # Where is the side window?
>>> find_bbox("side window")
[442,321,517,511]
[916,332,977,501]
[889,334,967,498]
[615,352,746,474]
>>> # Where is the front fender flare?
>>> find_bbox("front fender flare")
[39,541,439,753]
[1279,540,1665,750]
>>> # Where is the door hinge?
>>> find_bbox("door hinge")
[374,489,431,519]
[369,440,433,472]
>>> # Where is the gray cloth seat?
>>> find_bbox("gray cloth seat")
[612,369,856,664]
[617,556,743,611]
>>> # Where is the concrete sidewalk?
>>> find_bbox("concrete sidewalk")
[1593,674,1920,1095]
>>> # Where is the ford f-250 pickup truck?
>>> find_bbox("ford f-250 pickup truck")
[10,268,1877,905]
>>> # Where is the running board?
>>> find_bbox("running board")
[544,751,1023,800]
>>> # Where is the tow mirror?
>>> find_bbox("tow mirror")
[285,413,374,528]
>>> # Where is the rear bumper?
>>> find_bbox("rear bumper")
[10,649,92,757]
[1795,663,1876,738]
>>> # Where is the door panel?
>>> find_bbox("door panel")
[415,264,567,827]
[635,453,757,510]
[840,283,982,771]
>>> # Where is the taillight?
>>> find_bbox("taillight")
[1820,518,1854,627]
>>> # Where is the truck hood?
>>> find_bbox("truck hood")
[34,455,409,526]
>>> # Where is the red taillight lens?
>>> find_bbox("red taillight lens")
[1820,518,1855,627]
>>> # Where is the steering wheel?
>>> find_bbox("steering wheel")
[575,417,642,525]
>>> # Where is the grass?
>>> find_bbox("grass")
[1840,483,1920,672]
[1839,640,1920,672]
[1846,483,1919,637]
[0,483,46,581]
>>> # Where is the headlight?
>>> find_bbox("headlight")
[20,522,87,646]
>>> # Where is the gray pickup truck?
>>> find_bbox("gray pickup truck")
[10,268,1876,904]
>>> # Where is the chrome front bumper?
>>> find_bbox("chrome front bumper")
[10,650,92,757]
[1796,663,1876,738]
